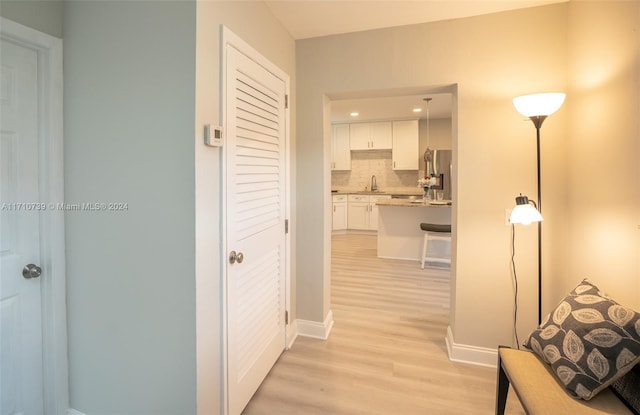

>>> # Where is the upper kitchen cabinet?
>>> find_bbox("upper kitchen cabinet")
[392,120,419,170]
[331,124,351,170]
[350,122,392,150]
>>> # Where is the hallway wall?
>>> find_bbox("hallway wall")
[63,1,197,413]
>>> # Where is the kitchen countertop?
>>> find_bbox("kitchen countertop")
[332,188,424,196]
[376,198,452,208]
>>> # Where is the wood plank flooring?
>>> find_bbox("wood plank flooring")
[243,234,525,414]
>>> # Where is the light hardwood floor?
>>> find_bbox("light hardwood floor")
[243,234,525,414]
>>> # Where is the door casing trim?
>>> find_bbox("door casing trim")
[1,17,68,413]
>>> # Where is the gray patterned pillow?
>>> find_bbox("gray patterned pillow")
[524,279,640,400]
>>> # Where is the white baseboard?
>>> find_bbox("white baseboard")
[68,409,86,415]
[295,310,334,340]
[446,325,497,368]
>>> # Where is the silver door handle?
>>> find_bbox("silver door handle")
[229,251,244,264]
[22,264,42,279]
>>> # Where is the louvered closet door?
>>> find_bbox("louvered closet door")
[225,45,287,415]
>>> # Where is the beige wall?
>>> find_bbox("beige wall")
[299,1,639,356]
[297,4,570,350]
[195,1,295,412]
[565,1,640,308]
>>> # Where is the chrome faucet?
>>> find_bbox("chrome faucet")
[371,175,377,192]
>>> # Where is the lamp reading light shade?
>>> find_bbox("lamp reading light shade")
[509,195,543,225]
[513,93,566,117]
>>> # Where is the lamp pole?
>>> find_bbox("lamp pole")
[513,92,565,327]
[530,115,547,325]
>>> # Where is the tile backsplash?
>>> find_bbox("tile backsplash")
[331,150,420,192]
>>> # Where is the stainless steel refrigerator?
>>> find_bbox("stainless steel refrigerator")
[427,149,452,200]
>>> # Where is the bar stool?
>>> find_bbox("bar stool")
[420,223,451,269]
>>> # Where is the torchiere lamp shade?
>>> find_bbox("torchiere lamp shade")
[513,93,566,117]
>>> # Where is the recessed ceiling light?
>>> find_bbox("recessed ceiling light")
[412,108,422,113]
[350,112,359,117]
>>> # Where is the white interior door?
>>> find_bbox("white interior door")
[0,37,45,415]
[224,40,288,415]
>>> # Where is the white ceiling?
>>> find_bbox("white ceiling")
[331,93,452,123]
[264,0,566,40]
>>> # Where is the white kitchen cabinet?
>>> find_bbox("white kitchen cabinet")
[331,124,351,170]
[332,195,348,230]
[368,195,390,229]
[392,120,419,170]
[349,123,370,151]
[347,195,369,230]
[370,122,392,149]
[347,194,391,230]
[350,122,392,150]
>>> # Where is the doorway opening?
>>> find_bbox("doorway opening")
[326,85,458,359]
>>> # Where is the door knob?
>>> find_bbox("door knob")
[22,264,42,279]
[229,251,244,264]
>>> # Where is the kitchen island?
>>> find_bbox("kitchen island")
[376,198,452,263]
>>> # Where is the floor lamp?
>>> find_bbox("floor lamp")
[510,92,565,325]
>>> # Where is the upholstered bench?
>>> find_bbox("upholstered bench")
[495,279,640,415]
[496,346,639,415]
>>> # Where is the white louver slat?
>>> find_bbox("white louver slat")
[233,71,281,242]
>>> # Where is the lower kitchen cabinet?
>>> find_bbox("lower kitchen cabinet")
[347,195,369,229]
[369,195,390,229]
[347,194,391,230]
[332,195,348,230]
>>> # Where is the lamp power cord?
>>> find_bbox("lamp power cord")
[510,223,520,349]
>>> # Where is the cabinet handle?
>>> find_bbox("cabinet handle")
[333,205,336,212]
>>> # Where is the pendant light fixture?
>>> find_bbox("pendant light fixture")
[423,97,433,169]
